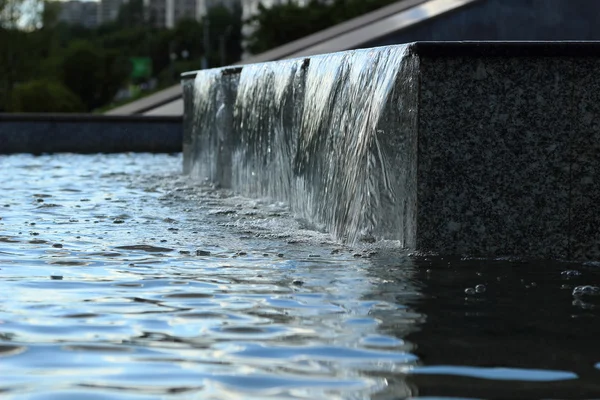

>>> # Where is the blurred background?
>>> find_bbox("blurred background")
[0,0,399,114]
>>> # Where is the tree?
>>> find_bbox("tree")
[115,0,144,28]
[1,0,43,29]
[9,79,85,112]
[205,3,242,66]
[245,0,397,55]
[61,40,130,111]
[1,0,24,28]
[0,27,43,110]
[41,0,60,29]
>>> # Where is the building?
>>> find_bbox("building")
[166,0,197,28]
[98,0,125,25]
[144,0,167,27]
[196,0,239,20]
[57,0,99,28]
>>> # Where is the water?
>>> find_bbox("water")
[1,153,600,399]
[189,45,418,245]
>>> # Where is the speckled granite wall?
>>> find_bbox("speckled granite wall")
[415,42,600,259]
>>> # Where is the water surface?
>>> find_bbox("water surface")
[0,153,599,399]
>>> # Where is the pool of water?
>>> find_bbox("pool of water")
[1,153,599,399]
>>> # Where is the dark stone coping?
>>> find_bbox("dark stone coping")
[0,113,182,154]
[0,113,182,123]
[412,40,600,57]
[181,41,600,82]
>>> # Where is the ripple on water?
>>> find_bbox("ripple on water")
[1,153,599,399]
[115,245,175,253]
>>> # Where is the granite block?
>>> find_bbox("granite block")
[417,56,573,257]
[570,58,600,259]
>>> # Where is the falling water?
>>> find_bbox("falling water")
[232,58,306,203]
[295,46,413,242]
[189,68,240,186]
[187,45,418,245]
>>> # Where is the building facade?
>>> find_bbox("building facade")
[144,0,167,27]
[166,0,198,28]
[57,0,99,28]
[98,0,126,24]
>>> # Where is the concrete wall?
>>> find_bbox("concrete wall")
[0,114,182,154]
[183,42,600,260]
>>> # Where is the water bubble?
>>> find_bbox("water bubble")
[475,284,486,293]
[465,288,476,295]
[573,299,595,310]
[561,270,582,278]
[572,285,600,297]
[561,284,572,290]
[583,261,600,268]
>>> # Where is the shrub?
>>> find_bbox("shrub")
[10,79,85,113]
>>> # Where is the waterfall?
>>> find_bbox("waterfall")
[232,58,306,203]
[187,44,417,245]
[295,46,410,242]
[190,68,240,186]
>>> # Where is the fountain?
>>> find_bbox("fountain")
[183,41,600,260]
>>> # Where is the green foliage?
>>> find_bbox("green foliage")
[60,40,130,111]
[205,4,243,66]
[116,0,144,28]
[156,59,202,87]
[0,0,243,112]
[9,79,85,112]
[246,0,397,54]
[0,27,45,110]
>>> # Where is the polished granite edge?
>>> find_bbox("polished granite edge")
[0,113,182,123]
[182,41,600,83]
[0,119,182,154]
[413,41,600,57]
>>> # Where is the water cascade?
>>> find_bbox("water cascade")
[232,58,307,204]
[184,68,240,185]
[293,46,415,243]
[188,45,417,245]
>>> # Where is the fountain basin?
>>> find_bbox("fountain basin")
[182,41,600,260]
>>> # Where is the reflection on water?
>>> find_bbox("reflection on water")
[0,153,599,399]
